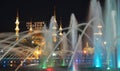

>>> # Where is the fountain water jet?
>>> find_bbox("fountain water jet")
[88,0,104,68]
[104,0,117,69]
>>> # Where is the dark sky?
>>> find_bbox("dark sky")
[0,0,104,32]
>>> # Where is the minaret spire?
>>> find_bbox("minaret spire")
[15,9,20,40]
[16,9,19,20]
[54,6,56,19]
[53,6,57,23]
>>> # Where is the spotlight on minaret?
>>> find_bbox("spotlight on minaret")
[15,10,20,40]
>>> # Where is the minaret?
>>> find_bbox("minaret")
[29,23,33,33]
[59,22,63,51]
[52,7,57,42]
[59,21,63,36]
[97,24,102,35]
[94,24,102,36]
[26,21,33,34]
[15,10,20,40]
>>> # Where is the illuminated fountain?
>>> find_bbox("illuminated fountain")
[0,0,120,71]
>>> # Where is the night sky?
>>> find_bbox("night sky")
[0,0,104,32]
